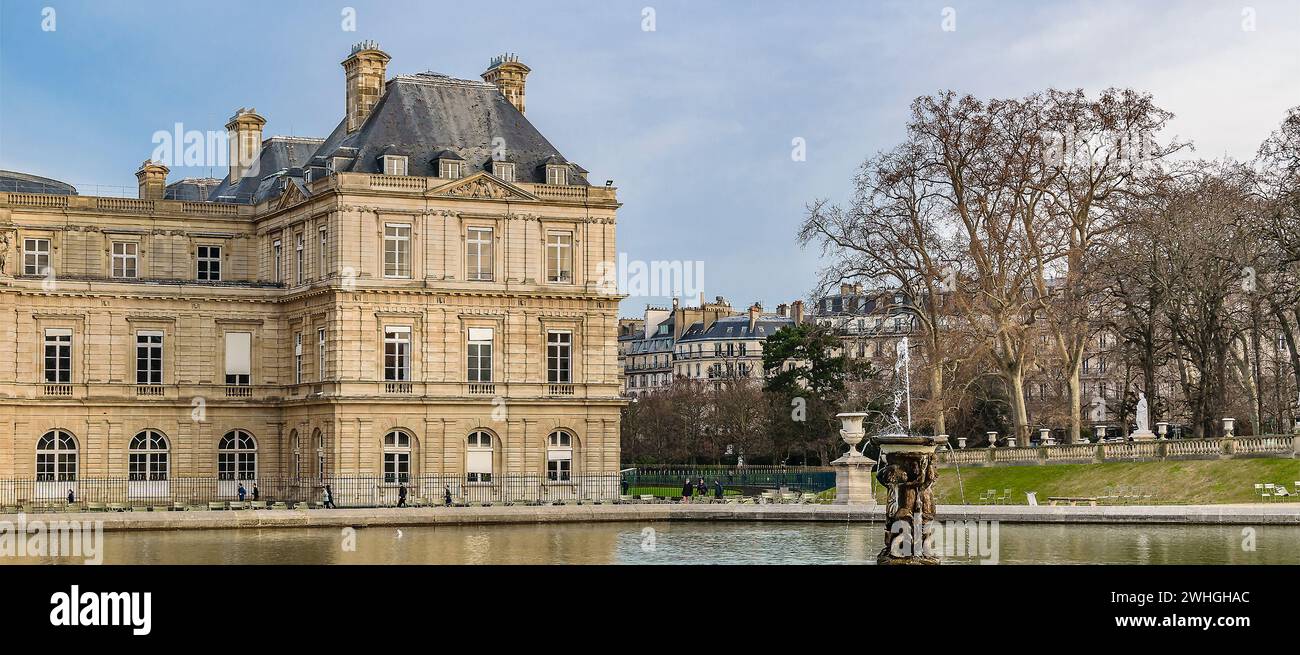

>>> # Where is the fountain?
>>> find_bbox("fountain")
[870,336,941,565]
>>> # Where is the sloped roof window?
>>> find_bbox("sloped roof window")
[383,155,408,176]
[492,160,515,182]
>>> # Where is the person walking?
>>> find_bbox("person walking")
[397,483,407,508]
[444,486,453,507]
[237,482,246,502]
[621,479,629,496]
[322,484,336,509]
[252,483,260,502]
[696,477,707,498]
[66,489,75,505]
[680,477,693,503]
[714,479,724,500]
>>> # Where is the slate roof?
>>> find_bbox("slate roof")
[208,136,324,204]
[677,314,794,342]
[164,177,222,201]
[0,170,77,195]
[310,72,586,185]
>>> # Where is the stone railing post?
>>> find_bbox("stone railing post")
[1095,443,1106,463]
[1156,441,1168,460]
[1292,426,1300,459]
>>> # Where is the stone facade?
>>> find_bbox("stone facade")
[0,45,624,486]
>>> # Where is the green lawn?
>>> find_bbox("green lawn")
[930,459,1300,505]
[625,485,741,498]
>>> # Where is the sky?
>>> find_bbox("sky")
[1,0,1298,316]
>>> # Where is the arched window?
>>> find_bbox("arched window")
[383,430,412,483]
[313,429,325,483]
[547,430,573,482]
[467,431,493,483]
[128,430,169,481]
[218,430,257,481]
[37,430,78,482]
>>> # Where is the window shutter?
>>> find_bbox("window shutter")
[225,332,252,376]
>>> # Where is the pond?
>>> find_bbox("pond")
[6,521,1297,564]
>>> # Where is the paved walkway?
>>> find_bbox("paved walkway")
[3,502,1298,531]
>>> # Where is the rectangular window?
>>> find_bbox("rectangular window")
[317,327,326,382]
[197,245,221,281]
[383,155,408,176]
[136,331,163,385]
[44,328,71,383]
[467,327,493,382]
[466,227,494,281]
[383,452,410,484]
[384,224,411,278]
[547,453,572,482]
[440,161,462,179]
[546,166,568,186]
[546,231,573,283]
[23,238,50,276]
[224,332,251,385]
[272,240,282,283]
[294,333,303,384]
[111,242,138,278]
[384,327,411,381]
[547,331,571,383]
[492,161,515,182]
[319,226,327,277]
[295,234,304,284]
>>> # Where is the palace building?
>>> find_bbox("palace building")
[0,43,623,502]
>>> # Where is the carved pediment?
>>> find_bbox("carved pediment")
[275,181,307,210]
[431,173,537,201]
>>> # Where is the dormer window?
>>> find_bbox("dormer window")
[546,164,568,186]
[441,160,462,179]
[492,161,515,182]
[383,155,408,176]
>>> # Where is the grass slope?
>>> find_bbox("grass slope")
[930,458,1300,505]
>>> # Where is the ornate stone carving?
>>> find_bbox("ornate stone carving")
[874,437,940,565]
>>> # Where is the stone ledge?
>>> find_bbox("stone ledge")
[4,503,1297,531]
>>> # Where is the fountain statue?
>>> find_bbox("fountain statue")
[1130,392,1155,441]
[871,336,940,565]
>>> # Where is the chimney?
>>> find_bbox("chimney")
[224,108,266,183]
[840,282,854,297]
[135,160,169,200]
[481,53,531,114]
[342,41,391,133]
[776,303,789,318]
[748,303,761,332]
[791,300,805,325]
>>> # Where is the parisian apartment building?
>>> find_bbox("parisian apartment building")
[0,42,624,497]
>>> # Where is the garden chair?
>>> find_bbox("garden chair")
[996,489,1012,505]
[271,502,289,510]
[1254,484,1270,501]
[250,501,268,510]
[1264,483,1277,501]
[977,489,992,504]
[638,494,656,504]
[207,501,226,510]
[1273,485,1291,498]
[618,494,633,504]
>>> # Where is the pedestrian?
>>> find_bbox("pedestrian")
[323,484,336,509]
[621,479,629,496]
[66,489,75,504]
[252,483,260,502]
[714,479,724,499]
[444,486,453,507]
[237,482,246,502]
[398,483,407,508]
[680,477,693,503]
[696,477,707,498]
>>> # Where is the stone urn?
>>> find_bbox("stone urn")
[956,435,967,449]
[1156,422,1169,440]
[1222,417,1235,438]
[831,413,875,507]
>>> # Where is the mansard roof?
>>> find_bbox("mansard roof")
[0,170,77,195]
[209,136,324,204]
[310,72,586,186]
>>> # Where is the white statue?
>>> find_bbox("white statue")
[1135,392,1149,433]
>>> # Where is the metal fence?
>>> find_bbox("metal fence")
[622,466,835,494]
[0,474,623,510]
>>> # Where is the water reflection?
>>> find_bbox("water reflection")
[4,522,1297,565]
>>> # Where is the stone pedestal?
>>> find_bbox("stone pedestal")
[874,435,940,566]
[1131,429,1156,441]
[831,454,877,506]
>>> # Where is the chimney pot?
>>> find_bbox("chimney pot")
[135,160,169,200]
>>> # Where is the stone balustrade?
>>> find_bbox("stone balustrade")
[937,434,1299,467]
